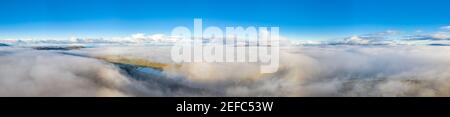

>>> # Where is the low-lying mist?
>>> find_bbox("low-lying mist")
[1,45,450,96]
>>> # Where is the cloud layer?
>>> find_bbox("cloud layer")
[2,34,450,96]
[27,45,448,97]
[0,48,134,96]
[157,46,450,96]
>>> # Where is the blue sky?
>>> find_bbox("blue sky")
[0,0,449,40]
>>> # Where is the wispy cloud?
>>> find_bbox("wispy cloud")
[441,26,450,30]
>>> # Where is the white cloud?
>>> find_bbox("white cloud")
[344,35,371,45]
[4,39,450,96]
[66,46,450,97]
[0,49,133,96]
[379,30,399,35]
[131,33,147,40]
[123,33,176,43]
[431,32,450,39]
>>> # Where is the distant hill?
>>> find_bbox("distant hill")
[0,43,9,46]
